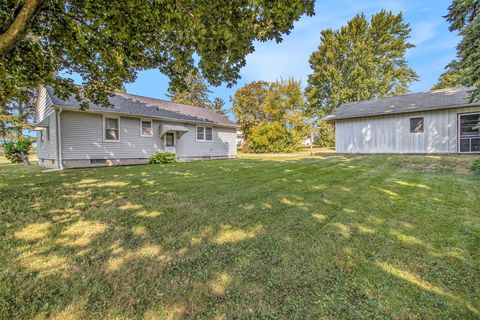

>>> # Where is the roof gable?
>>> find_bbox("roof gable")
[326,87,479,121]
[46,87,237,127]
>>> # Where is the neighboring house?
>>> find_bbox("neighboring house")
[326,87,480,154]
[34,87,238,169]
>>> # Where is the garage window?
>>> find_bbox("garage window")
[410,117,424,133]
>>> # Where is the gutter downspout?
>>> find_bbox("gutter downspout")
[56,108,63,170]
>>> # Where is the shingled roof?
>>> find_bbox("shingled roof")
[325,87,480,121]
[46,87,238,127]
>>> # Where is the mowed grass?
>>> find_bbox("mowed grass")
[0,153,479,319]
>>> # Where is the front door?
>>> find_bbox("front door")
[164,132,176,153]
[458,113,480,153]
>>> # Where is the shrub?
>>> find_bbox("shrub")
[149,152,176,164]
[2,138,32,165]
[471,158,480,175]
[247,122,303,153]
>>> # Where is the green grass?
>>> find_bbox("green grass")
[0,153,479,319]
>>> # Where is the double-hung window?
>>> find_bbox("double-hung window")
[140,119,153,136]
[104,116,120,141]
[196,126,213,141]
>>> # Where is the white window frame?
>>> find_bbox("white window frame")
[196,125,213,142]
[457,112,480,154]
[140,118,153,137]
[103,114,121,142]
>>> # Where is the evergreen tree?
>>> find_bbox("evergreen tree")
[167,71,212,108]
[445,0,480,100]
[209,97,228,116]
[432,60,466,90]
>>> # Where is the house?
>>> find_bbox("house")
[34,87,238,169]
[325,87,480,154]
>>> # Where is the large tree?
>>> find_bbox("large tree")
[305,10,418,118]
[0,91,35,141]
[167,70,212,108]
[305,10,418,147]
[432,60,466,90]
[0,0,314,108]
[232,79,309,153]
[445,0,480,101]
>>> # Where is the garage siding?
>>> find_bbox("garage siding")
[335,106,480,153]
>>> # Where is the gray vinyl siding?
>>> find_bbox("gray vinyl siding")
[335,106,480,153]
[175,124,237,159]
[36,87,55,123]
[60,111,237,160]
[36,113,57,160]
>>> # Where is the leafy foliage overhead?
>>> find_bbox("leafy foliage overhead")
[445,0,480,101]
[305,10,418,117]
[0,0,314,108]
[232,79,309,153]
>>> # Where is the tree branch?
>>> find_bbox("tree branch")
[0,0,45,55]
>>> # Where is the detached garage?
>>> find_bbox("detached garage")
[326,87,480,154]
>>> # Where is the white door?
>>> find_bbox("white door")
[164,132,176,153]
[458,113,480,153]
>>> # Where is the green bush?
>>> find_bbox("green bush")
[471,158,480,175]
[149,152,176,164]
[2,138,32,164]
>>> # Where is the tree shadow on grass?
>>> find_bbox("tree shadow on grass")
[1,157,479,318]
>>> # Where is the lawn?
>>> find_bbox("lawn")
[0,153,479,319]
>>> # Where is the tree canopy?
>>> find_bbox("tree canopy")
[0,0,314,108]
[305,10,418,118]
[445,0,480,101]
[232,79,309,153]
[431,60,466,90]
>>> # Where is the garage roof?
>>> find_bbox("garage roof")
[326,87,480,121]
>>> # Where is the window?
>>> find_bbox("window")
[196,126,213,141]
[459,113,480,153]
[104,116,120,141]
[140,119,153,136]
[166,132,175,147]
[205,127,213,141]
[410,117,424,133]
[196,126,204,140]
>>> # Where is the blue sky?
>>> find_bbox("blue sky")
[71,0,460,120]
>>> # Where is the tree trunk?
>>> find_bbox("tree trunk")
[0,0,45,55]
[19,151,30,166]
